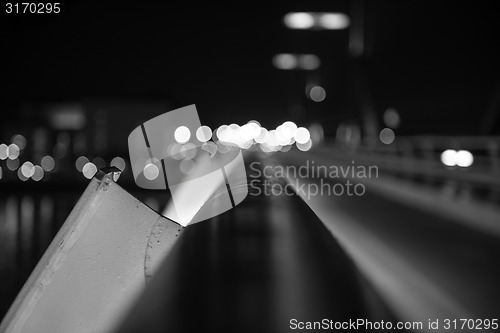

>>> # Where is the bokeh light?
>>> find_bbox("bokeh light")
[255,127,269,144]
[318,13,350,29]
[32,165,44,181]
[143,163,159,181]
[82,162,98,179]
[294,127,311,144]
[41,155,56,172]
[283,12,315,29]
[298,54,320,70]
[280,144,292,152]
[180,159,196,174]
[441,149,457,167]
[6,158,20,171]
[201,141,217,157]
[247,120,261,127]
[0,144,8,160]
[383,108,401,128]
[110,156,126,172]
[296,139,313,151]
[282,121,298,135]
[18,168,29,181]
[309,123,325,145]
[169,143,184,160]
[196,126,212,142]
[239,123,257,141]
[75,156,89,172]
[457,150,474,167]
[180,143,197,160]
[11,134,27,150]
[276,125,293,145]
[273,54,298,70]
[174,126,191,144]
[216,140,230,153]
[140,119,320,155]
[216,125,228,140]
[379,128,395,145]
[21,161,35,178]
[7,144,20,160]
[309,86,326,102]
[267,130,280,147]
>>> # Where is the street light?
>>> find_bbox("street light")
[318,13,350,30]
[283,12,350,30]
[283,12,315,29]
[272,53,321,70]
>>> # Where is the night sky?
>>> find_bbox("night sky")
[2,1,500,135]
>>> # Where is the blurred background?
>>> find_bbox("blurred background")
[1,0,500,331]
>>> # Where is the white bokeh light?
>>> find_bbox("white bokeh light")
[201,141,217,157]
[254,128,269,144]
[239,123,256,141]
[18,168,29,181]
[82,162,98,179]
[273,54,298,70]
[216,140,230,153]
[383,108,401,128]
[11,134,27,150]
[318,13,350,29]
[247,120,261,127]
[298,54,320,70]
[180,143,197,160]
[110,156,126,171]
[21,161,35,178]
[181,120,325,153]
[282,121,298,135]
[247,122,261,139]
[75,156,89,172]
[41,155,55,172]
[456,150,474,167]
[284,12,315,29]
[276,125,293,145]
[180,159,196,174]
[6,158,19,171]
[143,163,159,180]
[8,144,20,160]
[174,126,191,144]
[0,144,8,160]
[280,144,292,152]
[267,130,280,147]
[216,125,228,140]
[169,143,184,160]
[196,126,212,142]
[309,86,326,102]
[379,128,395,145]
[296,139,313,151]
[32,165,44,181]
[440,149,457,167]
[294,127,310,144]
